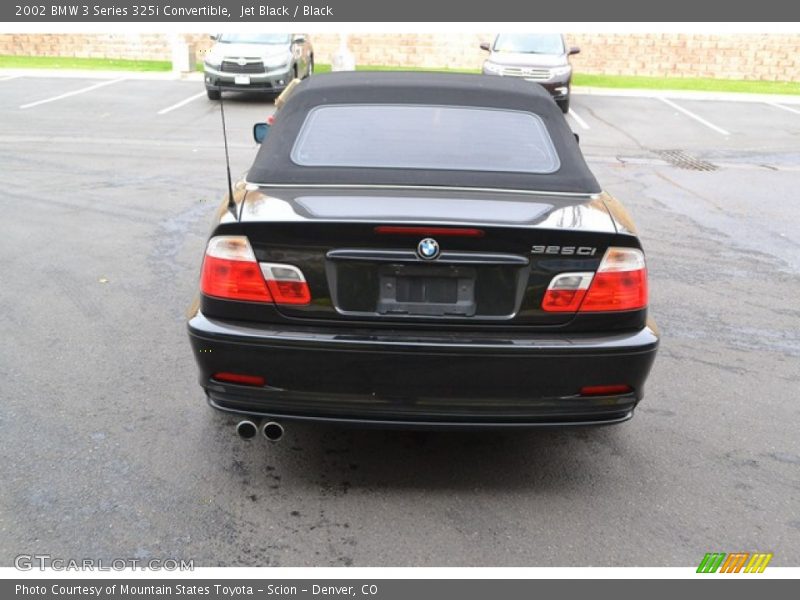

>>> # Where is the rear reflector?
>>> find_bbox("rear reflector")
[541,247,648,313]
[213,372,266,387]
[374,226,485,238]
[260,263,311,305]
[201,236,272,303]
[580,384,633,396]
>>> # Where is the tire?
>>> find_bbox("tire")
[306,57,314,78]
[557,96,570,114]
[206,88,221,100]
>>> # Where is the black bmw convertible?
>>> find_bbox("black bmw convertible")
[187,72,659,438]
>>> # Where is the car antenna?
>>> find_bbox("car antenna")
[217,85,236,214]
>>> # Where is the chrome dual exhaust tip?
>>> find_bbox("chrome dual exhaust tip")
[235,419,284,442]
[261,421,284,442]
[235,420,258,440]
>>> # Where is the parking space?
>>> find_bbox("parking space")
[569,95,726,153]
[20,78,127,110]
[569,94,800,157]
[678,98,800,148]
[0,75,99,108]
[1,78,275,149]
[1,75,799,567]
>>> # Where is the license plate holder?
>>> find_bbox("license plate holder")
[234,75,251,85]
[377,265,476,317]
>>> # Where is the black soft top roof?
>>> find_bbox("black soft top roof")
[248,71,600,194]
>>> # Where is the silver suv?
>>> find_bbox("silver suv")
[203,33,314,100]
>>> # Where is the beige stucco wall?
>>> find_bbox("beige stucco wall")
[1,33,799,81]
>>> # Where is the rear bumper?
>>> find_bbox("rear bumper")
[188,312,659,428]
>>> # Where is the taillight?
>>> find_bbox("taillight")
[200,237,311,305]
[260,263,311,305]
[201,236,272,302]
[580,247,647,312]
[541,247,648,313]
[541,272,593,312]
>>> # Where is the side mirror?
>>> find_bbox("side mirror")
[573,133,580,144]
[209,34,218,41]
[253,122,269,144]
[479,42,491,52]
[292,34,306,44]
[568,46,581,55]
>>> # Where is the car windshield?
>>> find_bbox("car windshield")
[291,104,560,174]
[493,34,565,55]
[217,33,291,44]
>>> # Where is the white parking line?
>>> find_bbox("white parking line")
[20,78,125,109]
[0,75,22,82]
[568,108,590,130]
[157,91,207,115]
[658,97,731,136]
[766,101,800,116]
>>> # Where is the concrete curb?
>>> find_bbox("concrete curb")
[0,68,204,81]
[2,68,799,104]
[572,85,800,105]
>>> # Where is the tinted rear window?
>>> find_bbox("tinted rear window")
[290,104,560,174]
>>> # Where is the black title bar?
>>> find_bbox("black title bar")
[3,0,800,22]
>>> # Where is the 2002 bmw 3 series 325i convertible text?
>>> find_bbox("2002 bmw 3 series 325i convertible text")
[187,72,659,435]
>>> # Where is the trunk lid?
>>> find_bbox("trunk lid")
[232,186,619,327]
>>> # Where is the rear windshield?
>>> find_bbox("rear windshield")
[290,104,561,174]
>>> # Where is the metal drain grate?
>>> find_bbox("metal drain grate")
[655,149,718,171]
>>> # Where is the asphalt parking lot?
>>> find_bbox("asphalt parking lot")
[1,75,799,567]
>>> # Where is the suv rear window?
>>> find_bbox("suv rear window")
[290,104,561,174]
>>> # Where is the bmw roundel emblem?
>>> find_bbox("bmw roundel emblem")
[417,238,440,260]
